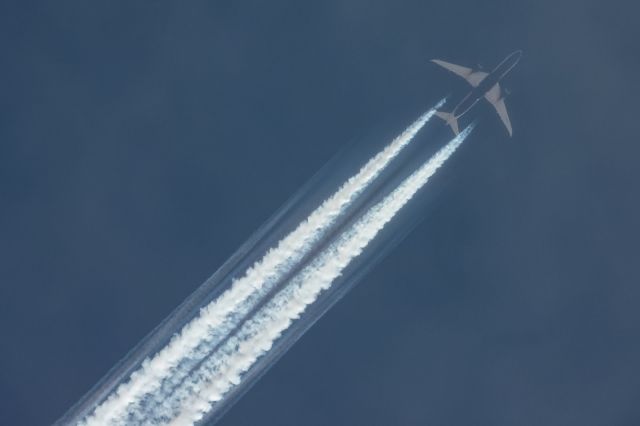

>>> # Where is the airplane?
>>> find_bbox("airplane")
[431,50,522,136]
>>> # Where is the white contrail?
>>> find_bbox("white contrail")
[78,103,443,426]
[165,126,474,426]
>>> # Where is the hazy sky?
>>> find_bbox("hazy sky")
[1,1,639,425]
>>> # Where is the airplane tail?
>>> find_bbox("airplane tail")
[435,111,460,135]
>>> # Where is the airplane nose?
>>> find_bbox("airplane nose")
[506,49,523,66]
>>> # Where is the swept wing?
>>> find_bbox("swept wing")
[484,84,513,136]
[431,59,488,87]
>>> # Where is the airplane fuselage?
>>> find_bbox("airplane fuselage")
[451,50,522,119]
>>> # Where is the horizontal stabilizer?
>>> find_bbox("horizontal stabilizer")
[435,111,460,135]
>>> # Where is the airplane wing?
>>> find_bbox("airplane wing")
[431,59,488,87]
[484,84,513,136]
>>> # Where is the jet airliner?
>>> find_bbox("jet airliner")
[431,50,522,136]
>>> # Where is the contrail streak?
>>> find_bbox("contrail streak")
[78,103,443,426]
[162,126,474,426]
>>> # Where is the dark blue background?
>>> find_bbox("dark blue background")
[1,1,639,424]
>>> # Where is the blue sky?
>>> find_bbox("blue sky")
[1,1,639,424]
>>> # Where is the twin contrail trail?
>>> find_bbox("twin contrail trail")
[162,126,473,426]
[76,102,450,426]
